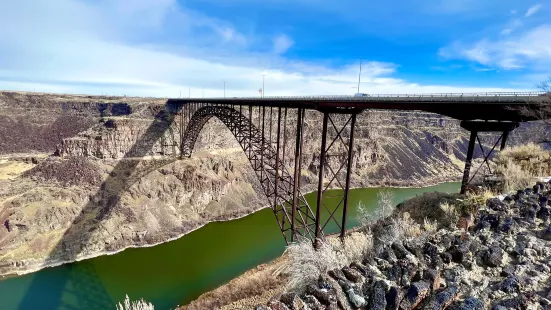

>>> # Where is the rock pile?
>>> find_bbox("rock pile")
[260,181,551,309]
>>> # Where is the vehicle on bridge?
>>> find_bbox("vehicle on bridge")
[354,93,371,97]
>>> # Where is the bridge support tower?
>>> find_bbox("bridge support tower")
[460,120,519,194]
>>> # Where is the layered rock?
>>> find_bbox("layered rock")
[263,181,551,309]
[0,153,266,276]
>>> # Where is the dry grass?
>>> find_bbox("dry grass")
[0,160,35,180]
[283,231,372,293]
[116,295,154,310]
[493,143,551,192]
[393,192,460,229]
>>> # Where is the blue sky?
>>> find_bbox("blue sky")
[0,0,549,97]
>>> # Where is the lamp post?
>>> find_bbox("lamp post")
[262,72,268,98]
[357,58,363,94]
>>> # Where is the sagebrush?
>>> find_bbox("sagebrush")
[116,295,154,310]
[493,143,551,192]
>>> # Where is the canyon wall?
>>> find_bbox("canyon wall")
[0,91,537,275]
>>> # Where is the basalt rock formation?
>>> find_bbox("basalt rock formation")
[262,181,551,309]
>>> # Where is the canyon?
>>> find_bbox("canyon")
[0,91,535,277]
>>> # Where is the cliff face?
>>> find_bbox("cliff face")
[0,91,535,275]
[57,108,467,188]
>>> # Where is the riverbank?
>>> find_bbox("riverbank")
[182,254,290,310]
[0,182,460,310]
[0,203,270,278]
[0,172,459,278]
[261,180,551,309]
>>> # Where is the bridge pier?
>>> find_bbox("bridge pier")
[460,120,519,194]
[314,108,363,242]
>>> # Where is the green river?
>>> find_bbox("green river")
[0,182,460,310]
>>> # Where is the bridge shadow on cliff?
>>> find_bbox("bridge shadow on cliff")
[18,104,182,310]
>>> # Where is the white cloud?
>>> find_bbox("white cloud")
[0,0,537,98]
[511,9,517,15]
[272,34,294,54]
[501,19,523,35]
[525,4,542,17]
[440,25,551,70]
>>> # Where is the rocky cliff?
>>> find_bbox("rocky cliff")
[262,181,551,310]
[0,91,536,276]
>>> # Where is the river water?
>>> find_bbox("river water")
[0,182,459,310]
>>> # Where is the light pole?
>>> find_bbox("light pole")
[224,81,226,98]
[262,72,268,98]
[357,58,363,94]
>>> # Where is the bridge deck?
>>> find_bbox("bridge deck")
[168,92,550,122]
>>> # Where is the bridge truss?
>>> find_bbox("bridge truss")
[170,102,363,243]
[166,93,549,244]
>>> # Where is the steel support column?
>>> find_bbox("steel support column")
[501,130,510,151]
[274,107,282,215]
[315,113,329,242]
[292,108,304,241]
[461,130,477,194]
[340,113,356,238]
[179,110,183,159]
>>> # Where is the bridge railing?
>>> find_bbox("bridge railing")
[202,92,548,101]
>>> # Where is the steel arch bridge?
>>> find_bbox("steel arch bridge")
[166,92,550,244]
[16,91,551,309]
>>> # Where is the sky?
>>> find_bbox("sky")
[0,0,549,97]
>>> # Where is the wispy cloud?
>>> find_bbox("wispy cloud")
[0,0,538,97]
[525,4,542,17]
[501,19,522,35]
[272,34,294,54]
[440,25,551,70]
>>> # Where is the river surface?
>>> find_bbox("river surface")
[0,182,460,310]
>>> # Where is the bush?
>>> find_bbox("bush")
[491,144,551,192]
[116,295,154,310]
[284,232,372,293]
[393,192,460,229]
[357,190,395,229]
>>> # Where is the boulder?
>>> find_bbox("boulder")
[500,275,520,293]
[400,281,431,309]
[385,286,403,310]
[369,280,387,310]
[342,266,364,283]
[487,198,506,212]
[303,295,325,310]
[280,293,308,310]
[423,269,441,292]
[346,288,367,309]
[482,244,504,267]
[420,286,458,310]
[306,284,336,306]
[458,296,485,310]
[268,300,291,310]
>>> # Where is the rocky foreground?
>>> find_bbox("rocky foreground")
[261,182,551,310]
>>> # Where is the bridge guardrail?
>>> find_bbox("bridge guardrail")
[198,92,548,102]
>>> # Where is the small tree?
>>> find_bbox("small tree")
[519,78,551,145]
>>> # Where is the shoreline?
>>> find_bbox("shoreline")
[0,204,270,278]
[0,178,461,279]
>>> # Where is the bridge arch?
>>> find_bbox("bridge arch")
[179,105,316,242]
